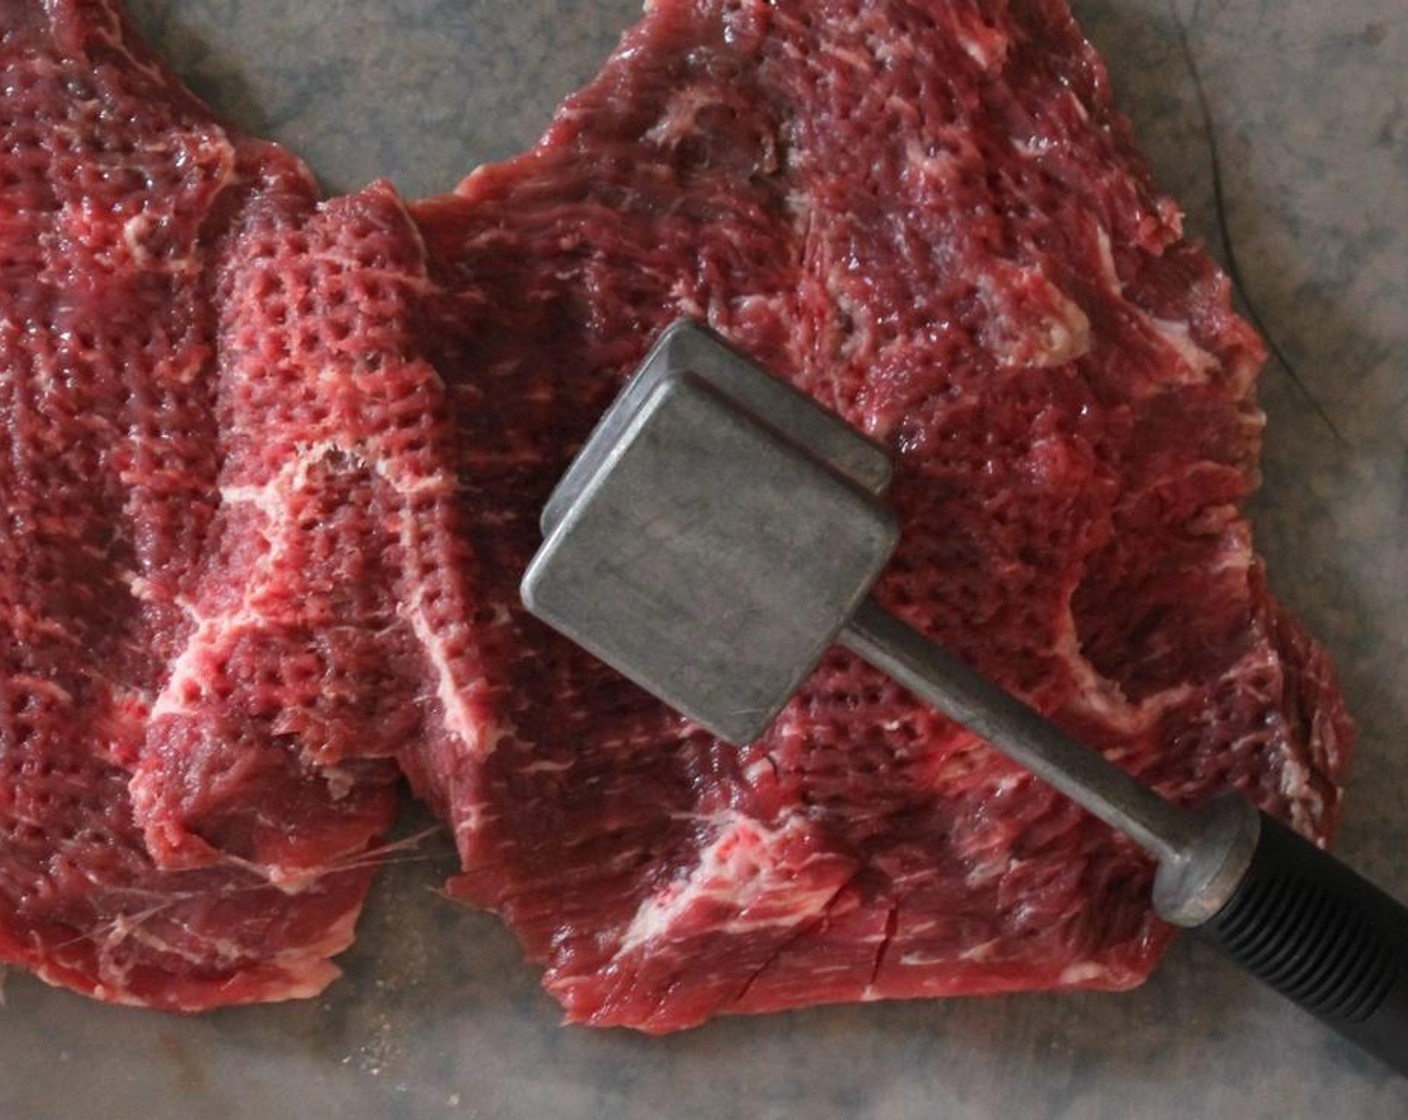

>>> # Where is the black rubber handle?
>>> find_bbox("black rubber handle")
[1196,810,1408,1075]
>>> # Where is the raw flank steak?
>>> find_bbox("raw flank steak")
[0,0,1351,1028]
[408,0,1352,1031]
[0,0,439,1006]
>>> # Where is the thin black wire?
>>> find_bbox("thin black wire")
[1169,0,1349,447]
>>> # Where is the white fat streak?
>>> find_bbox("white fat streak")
[393,487,501,760]
[1058,961,1109,985]
[953,22,1009,70]
[521,759,573,775]
[109,912,246,966]
[452,805,484,836]
[1055,567,1332,828]
[667,279,707,320]
[1053,508,1252,736]
[74,897,355,1007]
[116,568,151,600]
[121,214,196,275]
[742,756,776,785]
[1208,519,1254,576]
[818,41,873,71]
[8,674,72,705]
[1050,598,1198,736]
[1279,754,1317,803]
[965,853,1018,891]
[1012,135,1054,159]
[1066,661,1198,734]
[371,455,456,499]
[1093,224,1122,295]
[1032,286,1092,367]
[616,810,835,955]
[897,937,1001,968]
[1146,316,1220,382]
[153,441,351,721]
[217,479,284,521]
[645,86,727,147]
[170,439,480,752]
[403,585,495,756]
[873,33,914,66]
[1092,220,1219,386]
[1278,748,1325,834]
[221,435,449,509]
[115,133,236,275]
[308,384,502,767]
[321,765,356,800]
[150,526,289,721]
[973,266,1092,368]
[149,616,234,720]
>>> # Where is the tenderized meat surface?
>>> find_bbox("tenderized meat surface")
[0,0,440,1006]
[407,0,1354,1030]
[0,0,1353,1029]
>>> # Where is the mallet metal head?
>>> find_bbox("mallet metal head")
[521,319,899,745]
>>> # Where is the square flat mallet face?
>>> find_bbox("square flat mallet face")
[522,324,898,745]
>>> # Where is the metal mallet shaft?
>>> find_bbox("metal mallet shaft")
[840,599,1197,866]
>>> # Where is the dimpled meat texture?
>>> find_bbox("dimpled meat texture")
[0,0,1355,1026]
[0,1,451,1006]
[408,0,1353,1031]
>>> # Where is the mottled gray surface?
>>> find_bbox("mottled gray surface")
[2,1,1406,1117]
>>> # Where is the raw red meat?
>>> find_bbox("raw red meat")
[0,1,440,1006]
[406,0,1353,1030]
[0,0,1354,1028]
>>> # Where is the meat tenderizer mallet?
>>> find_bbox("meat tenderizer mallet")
[521,318,1408,1074]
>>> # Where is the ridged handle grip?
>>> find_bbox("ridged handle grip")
[1197,811,1408,1075]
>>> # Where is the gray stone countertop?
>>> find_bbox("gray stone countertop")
[1,2,1405,1117]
